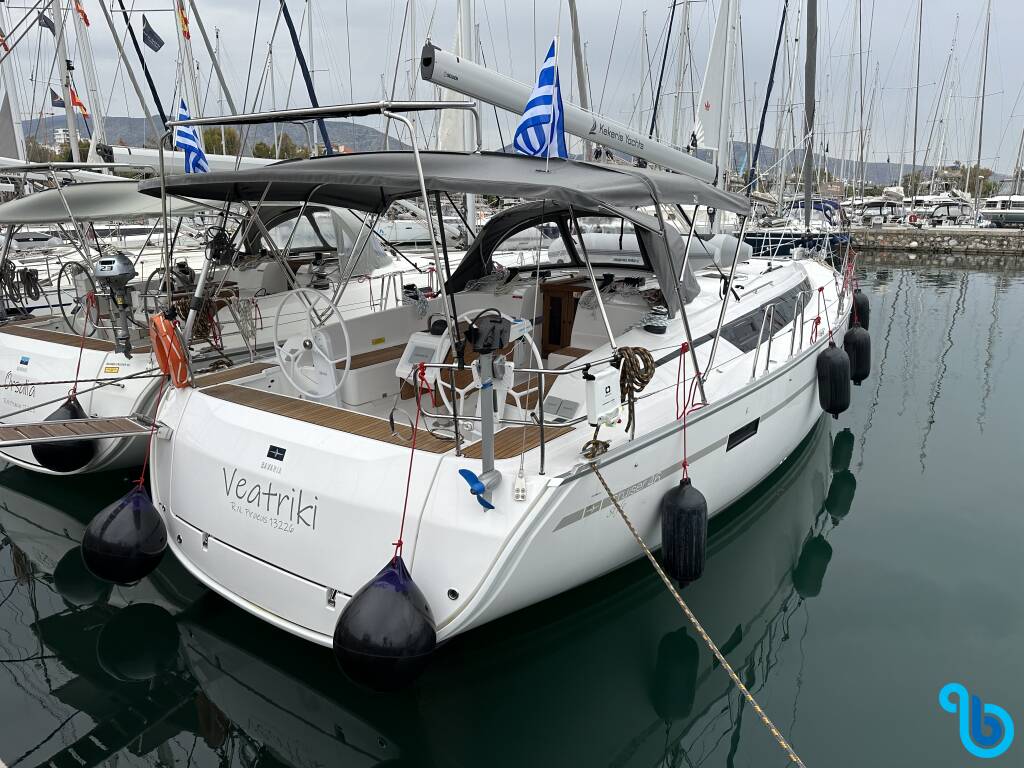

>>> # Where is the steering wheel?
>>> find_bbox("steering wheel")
[434,310,544,417]
[57,261,99,337]
[273,288,352,399]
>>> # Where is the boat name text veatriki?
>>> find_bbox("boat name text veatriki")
[221,467,319,531]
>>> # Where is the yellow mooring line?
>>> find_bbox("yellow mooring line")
[590,462,808,767]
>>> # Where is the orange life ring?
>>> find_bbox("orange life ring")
[148,314,190,388]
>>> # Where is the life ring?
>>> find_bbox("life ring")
[148,314,190,388]
[908,213,918,225]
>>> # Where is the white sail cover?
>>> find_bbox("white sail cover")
[693,0,738,152]
[436,0,467,151]
[0,96,20,160]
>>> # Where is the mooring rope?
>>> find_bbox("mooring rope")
[617,346,656,438]
[589,463,808,767]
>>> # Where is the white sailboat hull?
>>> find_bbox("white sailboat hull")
[150,262,846,644]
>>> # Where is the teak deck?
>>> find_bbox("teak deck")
[202,383,575,459]
[0,323,151,353]
[195,362,277,388]
[195,344,407,390]
[202,383,454,453]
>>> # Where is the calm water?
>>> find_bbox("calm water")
[1,263,1023,768]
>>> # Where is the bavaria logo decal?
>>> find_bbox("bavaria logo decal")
[266,445,286,461]
[939,682,1014,759]
[18,356,29,366]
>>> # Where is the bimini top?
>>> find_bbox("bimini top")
[138,151,751,215]
[0,180,212,225]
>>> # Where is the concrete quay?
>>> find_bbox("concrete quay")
[851,226,1024,261]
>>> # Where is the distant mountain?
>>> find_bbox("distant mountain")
[21,115,411,153]
[498,139,927,186]
[29,115,985,187]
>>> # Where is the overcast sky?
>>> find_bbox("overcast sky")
[3,0,1023,174]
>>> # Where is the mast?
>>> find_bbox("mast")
[459,0,476,231]
[568,0,591,158]
[856,0,865,203]
[51,0,81,161]
[216,28,226,150]
[115,0,168,127]
[189,0,239,114]
[922,22,957,189]
[279,0,333,154]
[747,0,788,193]
[269,45,279,156]
[72,3,106,161]
[802,0,816,230]
[973,0,991,219]
[1013,114,1024,196]
[648,0,676,145]
[0,5,27,159]
[670,0,691,148]
[173,0,203,123]
[909,0,922,205]
[98,0,161,139]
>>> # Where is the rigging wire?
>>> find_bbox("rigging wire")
[596,0,623,115]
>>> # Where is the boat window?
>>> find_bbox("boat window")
[1012,201,1024,209]
[719,279,813,353]
[563,216,648,269]
[490,219,563,266]
[266,211,335,252]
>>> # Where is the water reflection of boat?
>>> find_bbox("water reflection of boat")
[0,416,856,767]
[0,465,207,767]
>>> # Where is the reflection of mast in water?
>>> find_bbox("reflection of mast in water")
[858,271,905,469]
[919,272,969,472]
[977,273,1006,432]
[898,271,918,416]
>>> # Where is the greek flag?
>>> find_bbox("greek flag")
[172,99,209,174]
[513,38,567,159]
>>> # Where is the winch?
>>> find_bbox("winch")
[93,252,137,357]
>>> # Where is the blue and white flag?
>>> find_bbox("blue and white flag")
[513,38,567,159]
[172,98,209,174]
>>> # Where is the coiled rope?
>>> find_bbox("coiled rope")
[19,269,41,302]
[589,462,807,767]
[617,346,656,438]
[581,346,656,459]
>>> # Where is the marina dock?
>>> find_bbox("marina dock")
[853,226,1024,262]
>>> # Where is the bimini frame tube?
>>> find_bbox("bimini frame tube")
[382,108,463,456]
[161,100,481,349]
[704,215,749,375]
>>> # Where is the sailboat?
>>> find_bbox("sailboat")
[113,56,862,689]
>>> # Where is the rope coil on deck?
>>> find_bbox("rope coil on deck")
[581,347,656,459]
[589,462,808,767]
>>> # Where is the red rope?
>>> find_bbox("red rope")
[393,362,431,560]
[68,292,96,399]
[816,286,833,341]
[674,342,706,480]
[134,379,167,488]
